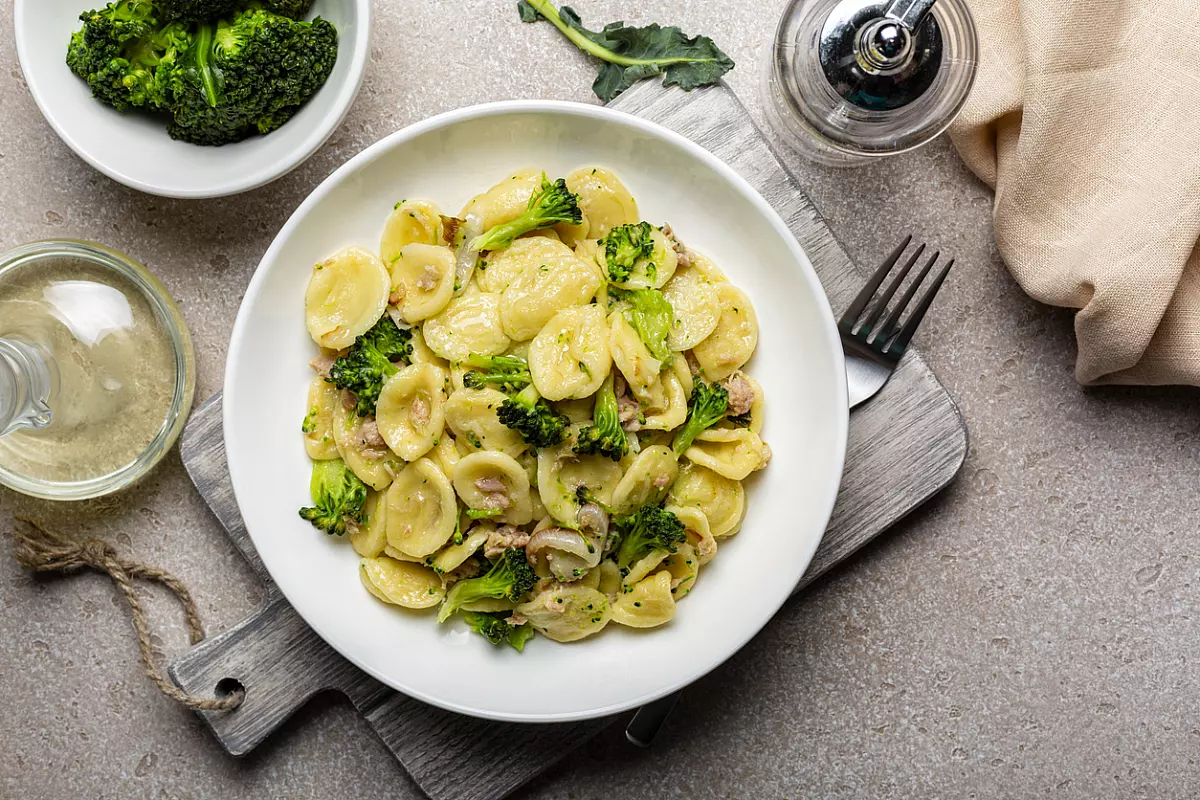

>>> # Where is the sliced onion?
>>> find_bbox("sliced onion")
[526,526,602,582]
[453,214,483,295]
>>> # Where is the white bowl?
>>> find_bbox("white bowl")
[13,0,370,199]
[225,101,849,722]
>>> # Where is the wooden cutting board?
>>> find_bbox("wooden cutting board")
[168,79,968,800]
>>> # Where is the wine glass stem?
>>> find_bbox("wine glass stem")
[0,337,53,437]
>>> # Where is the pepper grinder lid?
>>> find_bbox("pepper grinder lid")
[766,0,978,162]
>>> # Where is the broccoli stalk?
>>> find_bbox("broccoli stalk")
[461,353,533,392]
[462,611,536,651]
[437,549,538,623]
[497,385,570,448]
[326,315,413,416]
[517,0,735,102]
[610,286,674,363]
[573,373,628,461]
[671,378,729,455]
[614,504,686,572]
[601,222,654,283]
[298,459,367,535]
[469,174,582,252]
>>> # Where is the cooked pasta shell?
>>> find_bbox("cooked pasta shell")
[608,310,663,403]
[537,433,625,527]
[360,557,445,609]
[389,243,456,323]
[515,585,611,643]
[528,304,612,401]
[428,433,462,478]
[349,489,388,558]
[565,166,638,240]
[332,399,398,491]
[425,523,492,574]
[661,266,720,351]
[691,284,758,381]
[667,463,745,537]
[444,387,529,459]
[611,571,675,628]
[497,240,603,341]
[661,543,699,600]
[460,168,542,231]
[639,371,688,432]
[667,504,717,565]
[452,451,534,526]
[376,363,447,461]
[610,445,678,514]
[385,458,458,557]
[422,291,511,362]
[380,199,444,264]
[305,246,390,350]
[597,559,623,598]
[623,551,669,587]
[303,375,340,460]
[684,427,769,481]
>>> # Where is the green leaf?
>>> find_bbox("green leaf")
[517,0,734,102]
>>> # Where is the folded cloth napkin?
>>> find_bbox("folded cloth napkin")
[949,0,1200,386]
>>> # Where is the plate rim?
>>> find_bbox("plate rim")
[224,99,849,722]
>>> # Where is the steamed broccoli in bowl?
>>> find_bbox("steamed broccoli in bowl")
[65,0,338,146]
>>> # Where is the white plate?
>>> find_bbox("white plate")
[225,101,848,722]
[13,0,370,198]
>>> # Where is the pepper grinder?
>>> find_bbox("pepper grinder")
[764,0,978,166]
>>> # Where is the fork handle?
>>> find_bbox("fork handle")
[625,692,681,748]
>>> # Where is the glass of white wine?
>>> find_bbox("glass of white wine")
[0,241,195,500]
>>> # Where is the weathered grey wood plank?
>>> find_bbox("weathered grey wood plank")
[170,79,967,800]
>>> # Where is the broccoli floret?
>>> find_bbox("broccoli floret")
[610,286,674,363]
[298,458,367,535]
[497,385,569,447]
[574,484,615,513]
[671,378,729,455]
[464,508,503,521]
[437,549,538,622]
[462,611,536,651]
[259,0,315,19]
[161,6,338,145]
[66,1,191,111]
[158,0,239,23]
[727,411,752,428]
[469,174,582,252]
[614,504,685,572]
[461,353,533,392]
[601,222,654,283]
[573,373,627,461]
[326,315,413,416]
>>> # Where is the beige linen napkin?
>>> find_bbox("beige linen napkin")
[948,0,1200,386]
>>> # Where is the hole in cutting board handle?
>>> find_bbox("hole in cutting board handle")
[215,677,245,700]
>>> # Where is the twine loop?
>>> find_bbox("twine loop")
[9,516,243,713]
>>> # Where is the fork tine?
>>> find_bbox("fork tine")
[875,250,939,340]
[857,243,925,336]
[884,258,954,355]
[839,234,912,328]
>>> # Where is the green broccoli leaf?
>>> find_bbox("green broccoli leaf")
[517,0,735,102]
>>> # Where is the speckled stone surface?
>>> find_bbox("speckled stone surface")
[2,2,1199,799]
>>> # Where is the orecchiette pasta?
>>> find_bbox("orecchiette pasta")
[565,166,638,240]
[375,363,447,461]
[452,451,534,526]
[303,375,340,460]
[528,304,612,400]
[299,165,770,650]
[305,246,391,350]
[691,283,759,382]
[380,199,444,263]
[360,557,445,609]
[611,571,676,628]
[389,243,456,323]
[684,427,771,481]
[386,458,458,557]
[422,291,511,361]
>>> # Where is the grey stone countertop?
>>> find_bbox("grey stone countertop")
[2,1,1199,799]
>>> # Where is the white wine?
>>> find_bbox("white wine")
[0,242,193,498]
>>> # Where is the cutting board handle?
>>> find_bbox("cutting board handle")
[169,596,386,756]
